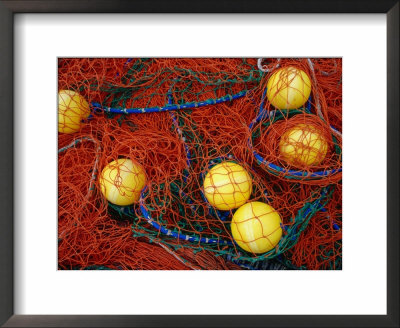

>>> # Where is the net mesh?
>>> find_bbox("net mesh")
[58,58,342,270]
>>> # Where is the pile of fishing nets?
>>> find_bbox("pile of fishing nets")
[58,58,342,270]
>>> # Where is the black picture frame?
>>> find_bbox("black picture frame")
[0,1,398,327]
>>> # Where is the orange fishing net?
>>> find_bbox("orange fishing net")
[58,58,342,270]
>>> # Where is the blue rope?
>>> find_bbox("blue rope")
[139,187,233,246]
[91,90,247,114]
[248,91,342,180]
[138,183,331,251]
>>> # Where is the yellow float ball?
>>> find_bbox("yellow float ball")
[231,201,282,254]
[203,162,252,211]
[266,66,311,109]
[279,124,328,167]
[58,90,90,134]
[99,158,146,206]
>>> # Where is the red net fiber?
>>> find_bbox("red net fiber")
[58,58,342,270]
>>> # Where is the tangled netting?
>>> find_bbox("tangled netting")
[58,58,342,270]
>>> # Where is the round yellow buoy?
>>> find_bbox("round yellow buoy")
[266,66,311,110]
[231,201,282,254]
[279,124,328,167]
[99,158,146,206]
[58,90,90,134]
[203,162,252,211]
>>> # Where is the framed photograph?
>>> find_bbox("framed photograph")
[1,1,398,327]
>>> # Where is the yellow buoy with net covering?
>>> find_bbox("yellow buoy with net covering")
[203,162,252,211]
[231,201,282,254]
[58,90,90,134]
[279,124,328,167]
[99,158,146,206]
[266,66,311,110]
